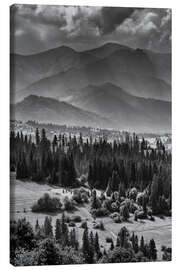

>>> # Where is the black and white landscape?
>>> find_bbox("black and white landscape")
[10,5,172,266]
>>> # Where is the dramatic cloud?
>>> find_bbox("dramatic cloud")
[91,7,136,34]
[115,8,171,52]
[10,4,171,55]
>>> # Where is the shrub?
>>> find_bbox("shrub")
[64,215,71,223]
[102,199,112,212]
[114,216,122,223]
[149,216,155,221]
[37,238,62,265]
[31,193,62,213]
[63,196,75,211]
[106,237,113,243]
[120,204,130,221]
[111,202,120,212]
[70,215,82,223]
[129,188,138,201]
[134,210,147,220]
[91,207,109,217]
[110,212,120,219]
[81,193,89,203]
[80,221,88,229]
[136,192,146,206]
[100,247,137,263]
[72,191,83,204]
[69,222,76,227]
[93,221,105,230]
[60,246,85,264]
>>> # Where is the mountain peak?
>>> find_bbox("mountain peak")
[102,42,129,49]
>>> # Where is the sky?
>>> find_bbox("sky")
[10,4,171,55]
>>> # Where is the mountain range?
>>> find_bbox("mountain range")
[10,42,171,132]
[11,95,113,129]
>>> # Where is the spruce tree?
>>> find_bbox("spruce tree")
[82,227,94,263]
[44,216,53,238]
[55,219,61,241]
[140,236,145,254]
[110,241,114,250]
[149,239,157,261]
[94,232,101,258]
[35,128,40,146]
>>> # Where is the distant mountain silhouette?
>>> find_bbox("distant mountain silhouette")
[11,95,113,128]
[11,43,171,132]
[65,82,171,132]
[12,42,171,102]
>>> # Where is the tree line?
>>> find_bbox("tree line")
[10,128,171,215]
[10,215,161,266]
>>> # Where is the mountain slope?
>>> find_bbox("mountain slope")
[16,57,171,102]
[11,95,113,128]
[66,83,171,132]
[11,45,99,93]
[11,43,171,103]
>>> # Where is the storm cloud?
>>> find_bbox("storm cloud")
[10,4,171,55]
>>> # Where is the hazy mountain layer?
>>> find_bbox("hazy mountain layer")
[11,95,113,128]
[11,43,171,103]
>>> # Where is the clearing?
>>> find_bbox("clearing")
[10,174,171,259]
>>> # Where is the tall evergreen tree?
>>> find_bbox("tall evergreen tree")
[149,239,157,261]
[82,227,94,264]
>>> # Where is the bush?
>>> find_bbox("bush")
[80,221,88,229]
[102,199,112,212]
[81,193,89,203]
[72,191,83,204]
[129,188,138,201]
[120,204,130,221]
[69,222,76,227]
[149,215,155,221]
[134,210,147,220]
[31,193,62,213]
[91,207,109,217]
[93,221,105,230]
[64,215,71,223]
[37,238,62,265]
[106,237,113,243]
[100,247,137,263]
[63,196,75,211]
[114,216,122,223]
[111,202,120,212]
[110,212,122,223]
[110,212,120,219]
[70,215,82,223]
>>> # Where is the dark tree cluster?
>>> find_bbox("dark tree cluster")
[10,129,171,215]
[10,215,161,266]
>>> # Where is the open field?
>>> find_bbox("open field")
[10,173,171,260]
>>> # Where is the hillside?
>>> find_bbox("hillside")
[66,83,171,132]
[11,42,171,103]
[11,95,113,128]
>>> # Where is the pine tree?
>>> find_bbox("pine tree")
[94,232,101,258]
[117,226,129,248]
[55,219,61,241]
[61,212,69,246]
[140,236,145,254]
[35,219,40,232]
[149,239,157,261]
[35,128,40,146]
[69,228,78,249]
[82,227,94,263]
[134,235,139,253]
[44,216,53,238]
[110,241,114,250]
[120,204,130,221]
[89,231,94,248]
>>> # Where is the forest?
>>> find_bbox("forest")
[10,128,171,265]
